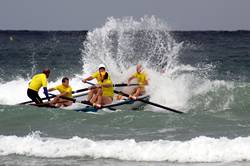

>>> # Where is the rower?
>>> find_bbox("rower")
[48,77,73,107]
[27,68,50,104]
[82,64,114,108]
[127,64,148,99]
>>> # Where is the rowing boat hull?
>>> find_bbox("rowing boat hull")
[67,95,150,112]
[29,103,58,108]
[27,94,150,113]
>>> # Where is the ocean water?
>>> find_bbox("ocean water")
[0,16,250,165]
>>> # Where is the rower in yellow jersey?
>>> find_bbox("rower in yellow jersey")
[82,64,114,108]
[127,64,149,99]
[48,77,73,107]
[27,69,50,104]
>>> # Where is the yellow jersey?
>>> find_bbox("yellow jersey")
[54,84,73,98]
[92,71,114,97]
[133,72,148,86]
[28,73,48,92]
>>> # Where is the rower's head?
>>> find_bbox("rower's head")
[62,77,69,87]
[98,64,106,73]
[136,64,143,73]
[42,68,50,78]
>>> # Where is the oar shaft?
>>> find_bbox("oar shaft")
[72,88,89,94]
[114,83,139,87]
[141,100,183,114]
[114,90,184,114]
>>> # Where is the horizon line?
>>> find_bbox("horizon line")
[0,29,250,32]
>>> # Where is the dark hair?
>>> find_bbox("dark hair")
[42,68,50,78]
[101,72,109,82]
[42,68,50,74]
[62,77,69,83]
[99,67,105,70]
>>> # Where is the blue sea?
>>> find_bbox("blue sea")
[0,16,250,166]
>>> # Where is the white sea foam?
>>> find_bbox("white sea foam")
[0,133,250,162]
[0,75,90,105]
[80,16,236,112]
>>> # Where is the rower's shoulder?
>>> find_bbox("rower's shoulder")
[91,71,99,77]
[31,73,46,79]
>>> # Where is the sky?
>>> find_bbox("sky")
[0,0,250,31]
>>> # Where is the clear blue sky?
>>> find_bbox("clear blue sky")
[1,0,250,30]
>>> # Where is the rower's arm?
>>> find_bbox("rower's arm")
[43,87,50,101]
[58,91,68,97]
[48,88,56,92]
[128,76,135,84]
[82,76,94,83]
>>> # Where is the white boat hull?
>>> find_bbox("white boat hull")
[66,94,150,112]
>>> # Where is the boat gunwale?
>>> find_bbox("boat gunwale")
[72,95,150,112]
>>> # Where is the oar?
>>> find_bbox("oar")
[113,83,139,87]
[114,90,184,114]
